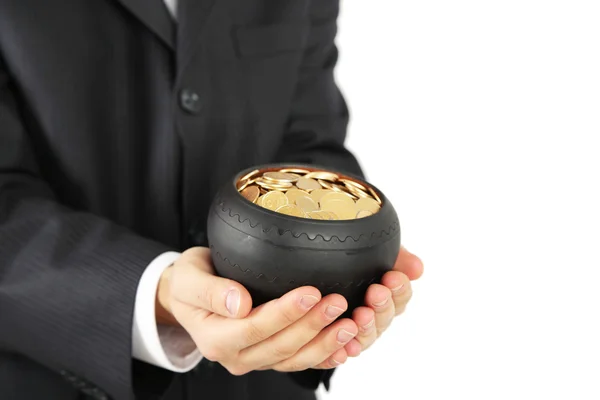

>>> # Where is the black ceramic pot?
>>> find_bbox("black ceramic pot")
[207,164,400,317]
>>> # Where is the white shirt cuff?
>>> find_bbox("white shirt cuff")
[132,251,203,372]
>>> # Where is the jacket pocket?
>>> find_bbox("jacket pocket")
[234,21,310,57]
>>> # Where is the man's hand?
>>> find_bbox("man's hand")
[347,246,424,355]
[156,247,359,374]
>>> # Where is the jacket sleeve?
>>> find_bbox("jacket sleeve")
[0,56,173,400]
[274,0,362,391]
[274,0,364,181]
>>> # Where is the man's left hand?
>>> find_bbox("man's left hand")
[342,246,424,356]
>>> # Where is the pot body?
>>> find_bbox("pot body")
[207,165,401,316]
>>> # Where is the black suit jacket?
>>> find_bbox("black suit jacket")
[0,0,364,399]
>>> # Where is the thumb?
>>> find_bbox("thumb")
[170,247,253,318]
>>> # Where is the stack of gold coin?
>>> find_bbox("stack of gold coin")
[236,167,382,220]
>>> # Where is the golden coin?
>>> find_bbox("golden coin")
[285,188,310,204]
[317,179,333,190]
[284,173,302,181]
[320,199,358,220]
[334,184,359,200]
[309,188,333,204]
[240,169,260,183]
[256,176,293,187]
[314,210,337,220]
[296,195,319,213]
[241,185,260,203]
[262,191,289,211]
[356,210,374,218]
[263,171,300,183]
[356,197,381,214]
[304,171,339,181]
[329,182,348,193]
[320,191,355,206]
[368,187,382,205]
[345,183,370,199]
[296,177,321,191]
[279,168,310,174]
[276,204,307,218]
[318,180,354,198]
[258,185,289,192]
[307,211,324,220]
[236,167,383,219]
[340,178,367,192]
[325,211,339,220]
[255,177,292,190]
[237,178,254,191]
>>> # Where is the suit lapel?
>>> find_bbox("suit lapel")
[114,0,176,50]
[176,0,220,68]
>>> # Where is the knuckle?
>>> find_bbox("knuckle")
[358,336,375,351]
[198,343,225,362]
[327,337,344,354]
[197,285,215,311]
[404,286,413,301]
[399,282,413,298]
[395,305,407,316]
[377,320,392,336]
[276,299,300,325]
[278,361,306,372]
[244,319,267,344]
[361,343,373,352]
[395,284,413,302]
[306,313,328,333]
[271,344,296,360]
[225,365,250,376]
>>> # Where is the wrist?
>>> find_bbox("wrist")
[155,265,180,326]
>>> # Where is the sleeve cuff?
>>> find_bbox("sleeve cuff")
[132,251,203,372]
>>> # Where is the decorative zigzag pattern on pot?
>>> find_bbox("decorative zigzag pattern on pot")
[215,198,399,243]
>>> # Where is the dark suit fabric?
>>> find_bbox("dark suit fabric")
[0,0,363,399]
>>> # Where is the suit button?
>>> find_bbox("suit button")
[180,89,202,114]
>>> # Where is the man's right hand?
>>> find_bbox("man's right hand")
[156,247,361,375]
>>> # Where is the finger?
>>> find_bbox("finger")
[394,246,424,280]
[170,252,253,318]
[313,348,348,369]
[365,284,395,336]
[187,286,321,364]
[217,286,323,349]
[381,271,413,316]
[270,318,358,372]
[344,338,362,357]
[351,306,376,353]
[239,293,347,367]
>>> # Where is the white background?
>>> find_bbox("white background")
[320,1,600,399]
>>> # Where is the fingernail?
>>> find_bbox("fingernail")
[300,295,319,310]
[361,318,375,332]
[372,298,389,308]
[225,289,240,316]
[330,358,342,366]
[337,329,355,344]
[391,284,405,293]
[325,305,345,319]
